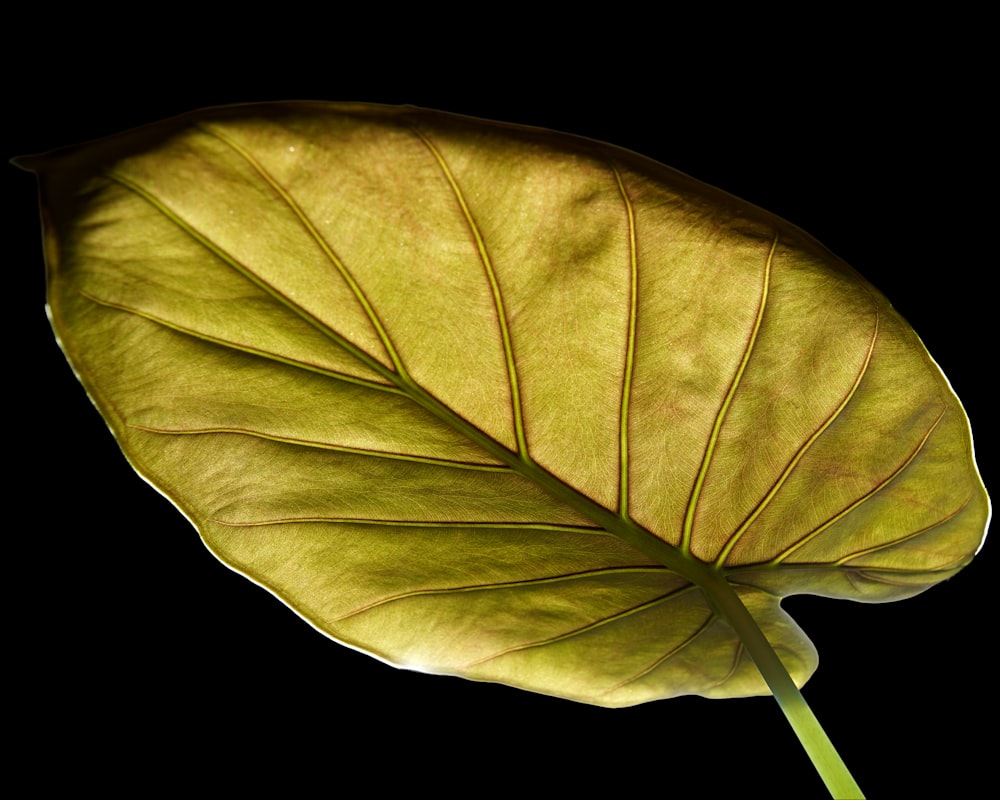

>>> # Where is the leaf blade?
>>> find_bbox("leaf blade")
[31,102,989,708]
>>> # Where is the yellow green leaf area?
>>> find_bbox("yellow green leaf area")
[35,104,987,707]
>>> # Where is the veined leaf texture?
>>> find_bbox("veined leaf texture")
[24,104,988,710]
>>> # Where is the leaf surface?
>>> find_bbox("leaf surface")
[28,103,989,706]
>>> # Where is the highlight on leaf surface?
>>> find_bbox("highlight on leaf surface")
[23,102,989,708]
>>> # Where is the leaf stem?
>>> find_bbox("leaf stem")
[698,569,865,799]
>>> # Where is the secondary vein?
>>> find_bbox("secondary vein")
[334,565,669,621]
[603,612,715,693]
[681,235,777,555]
[413,128,529,459]
[769,409,947,565]
[108,173,398,386]
[201,125,407,375]
[614,166,638,519]
[467,583,700,667]
[80,290,401,394]
[716,303,881,567]
[128,423,509,471]
[209,517,608,534]
[832,488,970,565]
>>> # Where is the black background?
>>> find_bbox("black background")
[10,28,993,798]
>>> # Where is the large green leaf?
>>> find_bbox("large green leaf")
[26,103,988,709]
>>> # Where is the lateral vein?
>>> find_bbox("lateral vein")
[334,566,671,621]
[201,125,407,374]
[413,127,529,459]
[769,407,944,565]
[209,516,609,533]
[466,584,699,667]
[128,424,509,471]
[681,235,777,554]
[832,488,971,565]
[603,612,715,693]
[614,166,638,519]
[80,290,401,394]
[716,303,881,567]
[108,173,398,385]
